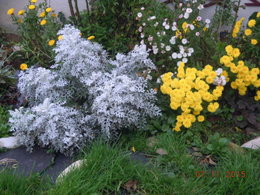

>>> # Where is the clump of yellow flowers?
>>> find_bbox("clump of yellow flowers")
[160,62,224,131]
[220,45,260,100]
[232,17,244,38]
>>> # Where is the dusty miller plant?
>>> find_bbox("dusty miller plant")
[9,25,161,156]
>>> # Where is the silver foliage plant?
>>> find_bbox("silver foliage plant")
[9,25,161,156]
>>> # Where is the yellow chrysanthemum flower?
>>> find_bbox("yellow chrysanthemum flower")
[197,115,205,122]
[87,36,95,40]
[28,5,36,10]
[31,0,37,3]
[39,12,46,17]
[18,10,25,15]
[244,29,252,36]
[7,8,15,15]
[48,40,56,46]
[20,63,28,71]
[40,19,47,25]
[46,8,52,12]
[251,39,258,45]
[58,35,63,40]
[257,12,260,18]
[248,19,256,28]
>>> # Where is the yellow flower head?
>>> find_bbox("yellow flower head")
[248,19,256,28]
[31,0,37,3]
[232,48,240,58]
[244,29,252,36]
[28,5,36,10]
[18,10,25,15]
[58,35,63,40]
[40,19,47,25]
[251,39,258,45]
[87,35,95,40]
[197,115,205,122]
[257,12,260,18]
[7,8,15,15]
[20,63,28,71]
[46,8,52,13]
[51,13,57,17]
[39,12,46,17]
[131,146,136,152]
[48,40,55,46]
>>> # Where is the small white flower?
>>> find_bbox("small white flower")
[177,53,182,59]
[172,22,177,26]
[161,50,166,54]
[162,21,166,26]
[140,33,145,38]
[152,46,158,54]
[188,48,194,53]
[137,12,142,18]
[187,53,192,57]
[161,31,166,36]
[198,4,204,10]
[182,58,188,63]
[177,61,183,66]
[179,14,183,19]
[205,19,211,24]
[141,7,145,10]
[205,24,210,28]
[196,16,202,21]
[195,32,200,36]
[160,43,165,48]
[186,8,192,13]
[148,35,153,42]
[171,26,177,31]
[171,52,178,59]
[182,38,188,45]
[154,22,159,27]
[165,45,171,51]
[148,16,156,21]
[215,68,223,76]
[184,13,190,19]
[183,53,187,57]
[146,74,152,80]
[169,37,176,44]
[142,22,146,26]
[140,40,145,45]
[165,24,170,30]
[138,26,143,32]
[189,24,195,30]
[156,78,161,84]
[157,32,160,36]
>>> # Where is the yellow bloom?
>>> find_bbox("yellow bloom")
[257,12,260,18]
[51,13,57,17]
[7,8,15,15]
[39,12,46,17]
[46,8,52,12]
[20,63,28,71]
[197,115,205,122]
[203,27,208,31]
[18,10,25,15]
[251,39,258,45]
[48,40,55,46]
[131,146,136,152]
[40,19,47,25]
[248,19,256,27]
[31,0,37,2]
[87,36,95,40]
[225,45,233,55]
[58,35,63,40]
[28,5,36,10]
[232,48,240,58]
[244,29,252,36]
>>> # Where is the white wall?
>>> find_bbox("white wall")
[0,0,259,33]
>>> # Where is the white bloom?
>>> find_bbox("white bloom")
[148,16,156,21]
[183,53,187,57]
[142,22,146,26]
[184,13,190,19]
[156,78,161,84]
[216,68,223,76]
[141,7,145,10]
[188,48,194,53]
[161,31,166,36]
[161,50,166,54]
[171,26,177,31]
[162,21,166,26]
[138,26,143,32]
[171,52,178,59]
[165,45,171,51]
[160,43,165,48]
[157,32,161,37]
[140,33,145,38]
[154,22,159,27]
[170,37,176,44]
[182,58,188,63]
[152,46,158,54]
[179,14,183,19]
[186,8,192,13]
[189,24,195,30]
[197,16,202,21]
[205,24,210,28]
[177,61,183,66]
[172,22,177,26]
[177,53,182,58]
[165,24,170,30]
[148,35,153,42]
[195,32,200,36]
[137,12,142,18]
[182,38,188,45]
[205,19,211,24]
[198,4,204,10]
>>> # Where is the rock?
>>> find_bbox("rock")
[229,142,244,153]
[56,160,85,183]
[241,137,260,149]
[156,148,168,155]
[0,136,21,149]
[0,146,55,176]
[130,152,149,165]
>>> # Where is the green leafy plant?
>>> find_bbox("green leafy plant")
[0,106,11,138]
[203,132,230,155]
[7,0,62,67]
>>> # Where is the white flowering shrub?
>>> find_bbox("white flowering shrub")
[9,25,161,155]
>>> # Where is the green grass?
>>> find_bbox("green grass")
[0,132,259,194]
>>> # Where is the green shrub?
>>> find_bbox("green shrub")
[0,106,11,138]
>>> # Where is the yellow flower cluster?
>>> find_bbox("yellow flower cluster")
[160,63,223,131]
[220,45,260,100]
[232,17,244,38]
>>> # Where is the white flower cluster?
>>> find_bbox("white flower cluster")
[213,68,227,86]
[9,25,161,155]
